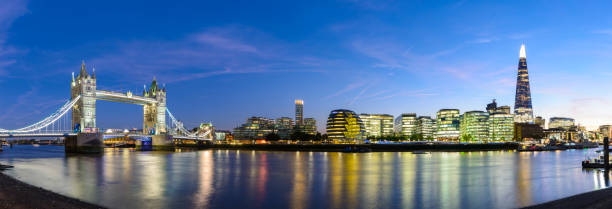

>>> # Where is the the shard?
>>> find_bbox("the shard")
[514,44,534,123]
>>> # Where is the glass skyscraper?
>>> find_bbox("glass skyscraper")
[326,109,365,142]
[435,109,461,141]
[295,99,304,125]
[514,44,534,123]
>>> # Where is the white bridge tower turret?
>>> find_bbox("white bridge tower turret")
[71,61,97,132]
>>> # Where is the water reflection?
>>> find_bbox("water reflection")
[0,145,609,209]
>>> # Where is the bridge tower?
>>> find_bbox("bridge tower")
[71,61,97,132]
[143,78,167,135]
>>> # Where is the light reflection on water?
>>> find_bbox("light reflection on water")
[0,145,609,209]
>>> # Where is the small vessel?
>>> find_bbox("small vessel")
[582,154,610,168]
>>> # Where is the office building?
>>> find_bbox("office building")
[327,109,365,142]
[535,116,545,129]
[460,111,489,142]
[275,117,294,139]
[435,109,461,141]
[514,44,535,123]
[548,117,575,130]
[303,118,317,135]
[394,113,417,137]
[361,114,394,138]
[417,116,435,140]
[295,99,304,125]
[233,117,276,140]
[489,113,514,141]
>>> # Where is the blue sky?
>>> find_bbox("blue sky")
[1,0,612,131]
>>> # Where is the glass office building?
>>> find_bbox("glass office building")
[394,113,417,137]
[460,111,490,142]
[361,114,394,138]
[548,117,575,130]
[489,113,514,141]
[326,109,365,142]
[435,109,461,141]
[417,116,435,140]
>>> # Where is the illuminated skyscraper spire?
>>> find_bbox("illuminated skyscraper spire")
[514,44,534,123]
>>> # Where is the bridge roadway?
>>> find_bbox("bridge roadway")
[0,132,209,141]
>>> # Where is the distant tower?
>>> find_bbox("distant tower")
[71,61,97,132]
[514,44,534,123]
[295,99,304,126]
[143,78,167,135]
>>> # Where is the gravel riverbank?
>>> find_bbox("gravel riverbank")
[0,166,104,209]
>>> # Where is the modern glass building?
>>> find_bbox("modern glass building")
[535,116,546,128]
[417,116,435,140]
[303,118,317,135]
[548,117,575,130]
[460,111,489,142]
[295,99,304,125]
[326,109,365,142]
[361,114,394,138]
[394,113,417,137]
[514,44,535,123]
[275,117,294,139]
[233,117,276,140]
[489,113,514,141]
[435,109,461,141]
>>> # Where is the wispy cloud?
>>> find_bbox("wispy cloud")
[0,0,28,79]
[592,29,612,36]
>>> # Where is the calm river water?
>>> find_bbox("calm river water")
[0,145,608,209]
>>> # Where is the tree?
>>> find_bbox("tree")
[265,133,281,141]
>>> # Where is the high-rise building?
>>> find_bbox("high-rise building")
[295,99,304,125]
[326,109,365,142]
[514,44,534,123]
[394,113,417,137]
[489,113,514,141]
[417,116,435,140]
[435,109,461,141]
[535,116,545,129]
[303,118,317,135]
[460,111,489,142]
[361,114,394,138]
[233,117,276,140]
[275,117,294,139]
[548,117,575,130]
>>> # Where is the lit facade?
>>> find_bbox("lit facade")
[303,118,317,135]
[460,111,489,142]
[548,117,575,130]
[417,116,435,140]
[71,61,97,133]
[435,109,460,141]
[394,113,417,137]
[599,125,611,139]
[327,109,365,142]
[233,117,276,140]
[295,99,304,125]
[514,44,535,123]
[276,117,294,139]
[489,113,514,141]
[361,114,394,138]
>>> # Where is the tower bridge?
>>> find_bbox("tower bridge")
[0,61,213,153]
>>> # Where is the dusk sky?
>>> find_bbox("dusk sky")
[1,0,612,131]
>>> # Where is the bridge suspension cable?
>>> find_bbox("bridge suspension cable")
[166,108,197,137]
[0,95,80,134]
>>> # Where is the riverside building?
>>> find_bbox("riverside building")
[460,111,490,142]
[435,109,461,141]
[327,109,365,142]
[548,117,575,130]
[303,118,317,135]
[514,44,535,123]
[295,100,304,125]
[233,117,276,140]
[361,114,394,138]
[489,113,514,141]
[394,113,417,137]
[417,116,436,140]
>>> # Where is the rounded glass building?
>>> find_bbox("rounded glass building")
[326,109,365,143]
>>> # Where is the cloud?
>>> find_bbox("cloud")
[77,25,330,85]
[0,0,28,79]
[593,29,612,36]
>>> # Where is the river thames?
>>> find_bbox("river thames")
[0,145,608,209]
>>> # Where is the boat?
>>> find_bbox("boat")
[582,154,610,168]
